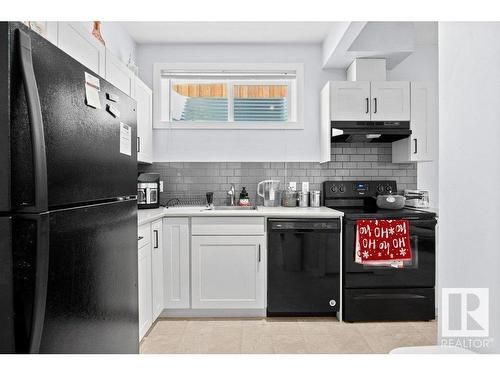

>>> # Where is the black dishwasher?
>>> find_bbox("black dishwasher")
[267,218,341,316]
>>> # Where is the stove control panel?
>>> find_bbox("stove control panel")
[323,180,397,199]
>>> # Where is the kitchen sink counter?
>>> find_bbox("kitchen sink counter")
[138,206,343,225]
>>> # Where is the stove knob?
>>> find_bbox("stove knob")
[377,185,384,193]
[330,185,337,193]
[385,185,393,193]
[339,185,345,193]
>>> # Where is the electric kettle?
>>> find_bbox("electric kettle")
[257,180,281,207]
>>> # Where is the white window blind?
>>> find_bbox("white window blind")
[160,68,298,125]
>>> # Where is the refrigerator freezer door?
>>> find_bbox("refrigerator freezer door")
[11,199,138,353]
[1,22,137,212]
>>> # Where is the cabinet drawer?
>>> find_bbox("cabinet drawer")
[138,224,151,249]
[191,216,265,236]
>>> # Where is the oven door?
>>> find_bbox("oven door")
[343,218,436,288]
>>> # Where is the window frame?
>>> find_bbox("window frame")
[153,63,304,130]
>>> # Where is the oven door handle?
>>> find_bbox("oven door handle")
[353,293,427,300]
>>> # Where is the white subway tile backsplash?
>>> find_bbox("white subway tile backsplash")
[139,143,416,206]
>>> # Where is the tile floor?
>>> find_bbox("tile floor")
[140,318,437,354]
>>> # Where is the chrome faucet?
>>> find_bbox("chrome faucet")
[227,184,235,206]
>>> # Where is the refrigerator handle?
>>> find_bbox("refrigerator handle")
[17,29,48,212]
[27,213,50,353]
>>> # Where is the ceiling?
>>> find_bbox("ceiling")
[119,22,337,44]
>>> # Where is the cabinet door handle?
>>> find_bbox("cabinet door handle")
[365,97,369,114]
[137,137,141,153]
[373,98,378,114]
[258,244,261,262]
[413,138,418,154]
[153,230,159,248]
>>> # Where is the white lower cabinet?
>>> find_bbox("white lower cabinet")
[138,225,153,341]
[138,220,164,340]
[151,219,164,320]
[163,218,191,308]
[191,236,266,309]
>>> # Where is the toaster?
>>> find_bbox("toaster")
[404,189,430,208]
[137,173,160,209]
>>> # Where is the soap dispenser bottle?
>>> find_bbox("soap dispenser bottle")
[239,187,250,206]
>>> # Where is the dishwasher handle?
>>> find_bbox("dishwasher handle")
[269,219,340,232]
[271,228,339,234]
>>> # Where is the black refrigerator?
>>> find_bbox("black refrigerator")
[0,22,139,353]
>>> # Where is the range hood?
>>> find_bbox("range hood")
[331,121,411,143]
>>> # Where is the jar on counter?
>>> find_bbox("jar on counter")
[298,191,309,207]
[310,190,321,207]
[282,190,298,207]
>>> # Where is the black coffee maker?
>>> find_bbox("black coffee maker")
[137,173,160,209]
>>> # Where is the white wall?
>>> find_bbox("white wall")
[81,22,137,65]
[388,22,439,208]
[438,22,500,353]
[136,43,345,162]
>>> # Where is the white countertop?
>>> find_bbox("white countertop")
[138,206,343,226]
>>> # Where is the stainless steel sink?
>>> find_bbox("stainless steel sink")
[213,206,257,210]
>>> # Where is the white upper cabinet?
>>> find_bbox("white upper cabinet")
[135,78,153,164]
[330,81,371,121]
[329,81,410,122]
[163,218,191,309]
[370,81,410,121]
[320,83,332,163]
[105,50,135,98]
[56,22,105,76]
[191,235,266,309]
[28,22,58,45]
[392,82,436,163]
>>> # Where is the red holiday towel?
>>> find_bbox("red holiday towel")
[355,219,412,265]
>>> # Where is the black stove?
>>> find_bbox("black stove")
[323,180,437,322]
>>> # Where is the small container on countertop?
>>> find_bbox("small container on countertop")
[310,190,321,207]
[298,191,309,207]
[239,187,251,206]
[282,190,298,207]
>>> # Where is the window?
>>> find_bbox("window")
[154,63,303,129]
